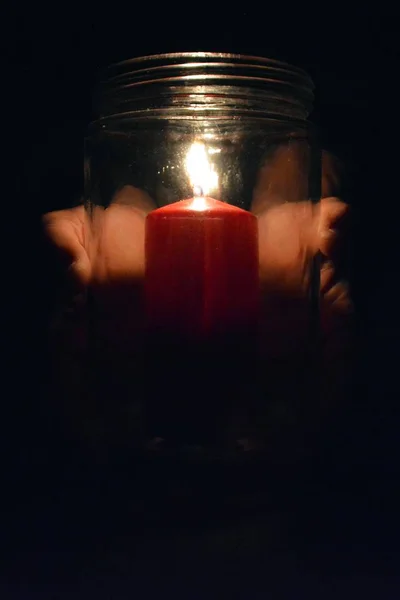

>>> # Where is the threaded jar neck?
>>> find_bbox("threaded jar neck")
[94,52,314,123]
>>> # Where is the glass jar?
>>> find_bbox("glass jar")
[83,52,321,464]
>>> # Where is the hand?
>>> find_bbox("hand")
[250,146,351,449]
[252,146,351,356]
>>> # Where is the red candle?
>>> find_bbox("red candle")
[143,142,259,444]
[145,196,259,340]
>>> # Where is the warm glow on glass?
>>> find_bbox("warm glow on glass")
[185,142,219,197]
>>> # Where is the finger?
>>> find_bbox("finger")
[320,152,349,256]
[251,141,309,215]
[320,261,352,313]
[92,186,156,284]
[252,147,345,213]
[320,259,353,361]
[258,201,316,294]
[112,185,156,215]
[252,146,348,292]
[318,197,349,258]
[319,260,336,294]
[323,280,352,315]
[42,206,91,289]
[90,187,156,348]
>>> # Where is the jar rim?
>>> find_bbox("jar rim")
[95,52,314,122]
[103,52,312,87]
[107,52,309,75]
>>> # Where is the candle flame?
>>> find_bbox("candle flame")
[185,142,219,197]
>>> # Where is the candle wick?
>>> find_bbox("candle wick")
[193,185,203,197]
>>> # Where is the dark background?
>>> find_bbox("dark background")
[3,7,400,598]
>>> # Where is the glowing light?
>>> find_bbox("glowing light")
[185,142,219,197]
[208,148,221,155]
[190,196,209,211]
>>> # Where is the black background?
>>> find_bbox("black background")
[3,6,400,598]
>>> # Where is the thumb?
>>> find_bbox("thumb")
[317,197,350,258]
[42,205,91,292]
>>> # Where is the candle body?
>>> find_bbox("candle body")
[145,197,259,340]
[144,198,259,447]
